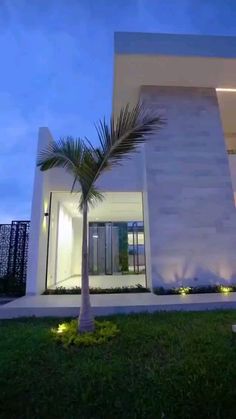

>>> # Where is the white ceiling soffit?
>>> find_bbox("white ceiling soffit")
[53,191,143,222]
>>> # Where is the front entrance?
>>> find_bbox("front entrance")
[46,191,146,289]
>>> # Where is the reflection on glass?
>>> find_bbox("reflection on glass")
[88,222,145,275]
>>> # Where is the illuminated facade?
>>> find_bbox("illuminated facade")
[26,33,236,295]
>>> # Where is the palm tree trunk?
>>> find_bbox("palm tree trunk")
[78,201,95,333]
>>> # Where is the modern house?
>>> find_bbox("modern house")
[26,32,236,296]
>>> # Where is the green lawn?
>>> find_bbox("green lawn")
[1,311,236,419]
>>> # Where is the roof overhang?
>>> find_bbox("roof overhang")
[113,32,236,132]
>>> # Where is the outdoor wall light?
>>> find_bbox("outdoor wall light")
[42,203,49,231]
[43,200,49,218]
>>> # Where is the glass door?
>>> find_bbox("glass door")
[89,222,145,275]
[89,223,115,275]
[105,223,112,274]
[128,222,145,274]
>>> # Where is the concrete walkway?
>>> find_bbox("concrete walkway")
[2,292,236,319]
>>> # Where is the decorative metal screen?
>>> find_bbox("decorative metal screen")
[7,221,30,282]
[0,224,11,277]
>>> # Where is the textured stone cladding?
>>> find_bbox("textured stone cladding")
[142,86,236,288]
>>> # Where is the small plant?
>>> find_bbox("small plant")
[52,319,119,348]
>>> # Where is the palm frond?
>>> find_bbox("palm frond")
[37,137,86,172]
[38,137,101,203]
[83,103,165,202]
[79,186,104,211]
[98,103,165,166]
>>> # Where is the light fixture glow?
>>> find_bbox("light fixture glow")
[178,287,191,296]
[92,234,99,239]
[219,286,232,294]
[57,323,68,334]
[216,88,236,92]
[44,201,48,213]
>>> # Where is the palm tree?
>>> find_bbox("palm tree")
[38,104,165,333]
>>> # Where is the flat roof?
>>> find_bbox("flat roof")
[115,32,236,59]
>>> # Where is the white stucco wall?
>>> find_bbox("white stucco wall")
[56,204,73,282]
[26,128,55,295]
[71,218,82,276]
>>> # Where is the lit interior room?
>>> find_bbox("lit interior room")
[46,191,146,290]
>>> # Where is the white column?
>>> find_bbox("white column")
[26,128,54,295]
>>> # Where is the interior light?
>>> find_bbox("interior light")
[92,234,99,239]
[216,88,236,92]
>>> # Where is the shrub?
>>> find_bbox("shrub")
[0,274,25,296]
[44,284,149,295]
[52,319,120,348]
[153,284,236,295]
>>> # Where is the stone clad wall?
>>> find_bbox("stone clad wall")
[142,86,236,288]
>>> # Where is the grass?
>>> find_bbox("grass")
[1,311,236,418]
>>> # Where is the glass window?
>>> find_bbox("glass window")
[46,192,146,289]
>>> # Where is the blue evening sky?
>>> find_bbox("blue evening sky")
[1,0,236,223]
